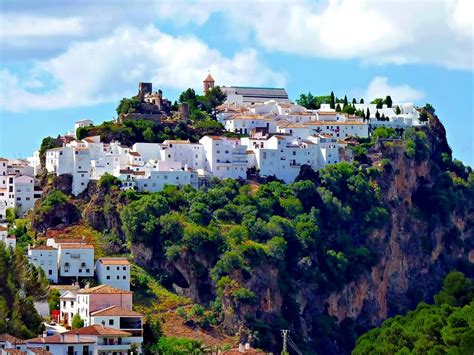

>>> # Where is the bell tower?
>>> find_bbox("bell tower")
[203,73,215,94]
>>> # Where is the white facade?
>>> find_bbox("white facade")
[244,134,339,182]
[199,136,247,179]
[59,290,78,326]
[27,245,59,283]
[0,225,16,249]
[0,158,42,218]
[58,244,94,278]
[95,258,130,291]
[90,306,143,350]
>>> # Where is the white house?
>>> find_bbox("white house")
[59,290,78,326]
[95,258,130,291]
[76,285,133,327]
[26,325,133,355]
[199,136,247,179]
[27,245,59,283]
[90,306,143,350]
[74,119,94,138]
[58,243,94,279]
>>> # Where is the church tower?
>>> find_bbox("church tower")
[203,73,215,94]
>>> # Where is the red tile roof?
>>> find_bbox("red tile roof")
[97,258,130,266]
[67,325,131,337]
[90,305,142,317]
[29,245,56,251]
[26,334,95,344]
[78,284,133,295]
[59,243,94,249]
[0,334,26,344]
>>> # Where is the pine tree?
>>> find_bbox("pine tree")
[352,98,357,104]
[375,111,381,120]
[366,108,370,119]
[396,106,401,115]
[335,103,341,112]
[330,91,335,109]
[360,98,364,104]
[384,95,393,108]
[343,95,348,106]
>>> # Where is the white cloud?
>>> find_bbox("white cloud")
[0,26,284,112]
[155,0,473,71]
[1,15,84,38]
[362,77,424,103]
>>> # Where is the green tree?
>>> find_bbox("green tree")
[375,110,381,120]
[98,173,122,190]
[143,127,156,142]
[335,103,341,112]
[395,105,401,115]
[360,98,364,104]
[330,91,335,109]
[384,95,393,108]
[371,98,383,109]
[71,313,84,329]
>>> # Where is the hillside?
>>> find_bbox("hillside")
[26,111,474,353]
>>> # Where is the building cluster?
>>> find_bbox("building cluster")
[0,158,42,221]
[19,237,144,354]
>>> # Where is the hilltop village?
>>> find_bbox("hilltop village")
[2,74,425,206]
[0,74,431,354]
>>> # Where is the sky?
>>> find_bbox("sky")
[0,0,473,166]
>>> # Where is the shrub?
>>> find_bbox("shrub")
[71,314,84,329]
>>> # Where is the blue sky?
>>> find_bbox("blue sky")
[0,0,473,165]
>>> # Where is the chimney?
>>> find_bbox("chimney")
[245,343,250,350]
[76,333,80,342]
[60,333,65,342]
[238,343,244,352]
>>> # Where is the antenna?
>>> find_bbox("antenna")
[281,329,288,354]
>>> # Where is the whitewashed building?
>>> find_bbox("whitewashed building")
[27,245,59,283]
[59,290,78,326]
[58,243,94,279]
[199,136,247,179]
[95,258,131,291]
[26,325,133,355]
[90,306,143,350]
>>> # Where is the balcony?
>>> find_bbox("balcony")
[96,344,131,352]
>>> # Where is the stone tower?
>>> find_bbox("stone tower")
[203,73,215,94]
[138,82,153,99]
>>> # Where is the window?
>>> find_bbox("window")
[63,301,66,307]
[78,269,82,273]
[86,269,90,273]
[123,266,126,270]
[117,276,120,279]
[48,270,52,275]
[117,266,120,270]
[106,266,110,270]
[106,275,110,280]
[109,319,114,325]
[123,276,126,279]
[71,301,73,306]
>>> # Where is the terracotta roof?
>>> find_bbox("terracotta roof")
[90,305,142,317]
[97,258,130,266]
[49,284,80,291]
[27,347,52,355]
[303,121,367,126]
[59,243,94,249]
[29,245,56,251]
[0,226,8,231]
[78,284,133,295]
[119,169,146,175]
[164,140,192,144]
[68,325,131,337]
[83,138,95,143]
[26,334,95,344]
[0,334,26,344]
[203,73,215,82]
[0,158,9,161]
[51,238,85,244]
[2,349,26,355]
[129,151,141,157]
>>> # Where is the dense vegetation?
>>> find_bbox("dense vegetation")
[0,244,49,338]
[118,159,389,351]
[354,271,474,354]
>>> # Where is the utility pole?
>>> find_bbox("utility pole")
[281,329,289,355]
